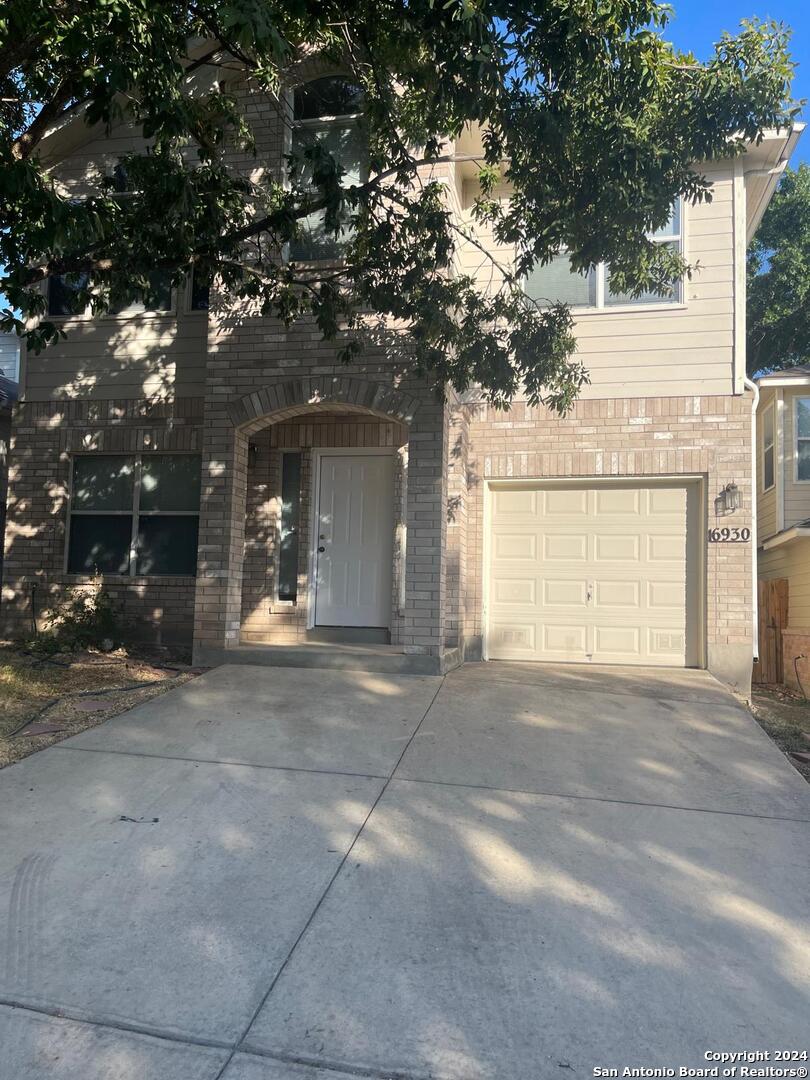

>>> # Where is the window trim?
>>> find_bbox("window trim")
[761,399,775,493]
[794,396,810,485]
[523,199,687,315]
[65,451,201,579]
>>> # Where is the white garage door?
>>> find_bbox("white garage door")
[486,483,695,667]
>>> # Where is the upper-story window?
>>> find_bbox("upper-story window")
[525,201,683,311]
[762,401,775,492]
[0,334,21,383]
[47,272,90,317]
[796,398,810,482]
[289,76,366,261]
[189,269,210,311]
[47,270,174,317]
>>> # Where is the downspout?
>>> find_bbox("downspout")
[745,375,759,662]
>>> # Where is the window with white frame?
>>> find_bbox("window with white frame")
[796,398,810,481]
[524,200,683,310]
[762,401,775,491]
[67,454,201,576]
[289,76,366,261]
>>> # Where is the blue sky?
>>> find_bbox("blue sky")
[664,0,808,164]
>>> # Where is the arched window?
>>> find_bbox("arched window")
[289,76,366,260]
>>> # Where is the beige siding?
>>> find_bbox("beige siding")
[759,537,810,629]
[30,89,739,404]
[781,387,810,528]
[757,386,778,540]
[457,168,737,399]
[23,307,207,402]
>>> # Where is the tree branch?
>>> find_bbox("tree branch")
[11,81,75,159]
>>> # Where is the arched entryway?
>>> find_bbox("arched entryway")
[191,376,452,671]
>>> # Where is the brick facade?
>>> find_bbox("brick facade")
[1,367,754,689]
[240,413,407,645]
[1,397,202,644]
[444,393,754,689]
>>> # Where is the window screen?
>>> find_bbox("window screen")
[524,254,596,308]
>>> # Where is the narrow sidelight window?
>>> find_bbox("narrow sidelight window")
[762,403,775,491]
[67,454,201,575]
[797,398,810,481]
[278,452,302,601]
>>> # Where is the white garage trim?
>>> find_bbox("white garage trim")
[482,476,706,668]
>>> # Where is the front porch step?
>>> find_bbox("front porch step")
[195,642,462,676]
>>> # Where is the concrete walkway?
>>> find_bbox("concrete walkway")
[1,662,809,1079]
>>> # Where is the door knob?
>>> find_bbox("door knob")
[318,546,325,553]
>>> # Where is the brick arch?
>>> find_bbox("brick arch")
[228,376,419,435]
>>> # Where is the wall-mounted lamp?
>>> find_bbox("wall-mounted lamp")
[248,443,260,465]
[714,481,740,517]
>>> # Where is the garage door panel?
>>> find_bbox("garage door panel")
[594,625,640,657]
[594,580,640,608]
[647,534,686,561]
[543,579,589,606]
[648,487,686,515]
[648,627,687,661]
[594,534,640,561]
[488,482,694,668]
[493,488,538,517]
[648,580,686,610]
[543,534,587,560]
[490,622,537,653]
[493,532,538,560]
[595,488,641,515]
[543,488,588,515]
[542,624,588,654]
[492,578,537,604]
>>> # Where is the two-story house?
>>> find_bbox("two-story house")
[755,365,810,689]
[0,67,802,695]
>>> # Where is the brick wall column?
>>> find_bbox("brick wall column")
[192,408,248,661]
[401,396,449,656]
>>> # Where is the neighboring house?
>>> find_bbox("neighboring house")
[0,66,802,693]
[756,366,810,689]
[0,334,21,586]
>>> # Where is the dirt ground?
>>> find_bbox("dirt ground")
[750,685,810,784]
[0,643,203,770]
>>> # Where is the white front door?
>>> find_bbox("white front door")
[314,454,394,628]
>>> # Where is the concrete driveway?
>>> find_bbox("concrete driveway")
[2,662,809,1079]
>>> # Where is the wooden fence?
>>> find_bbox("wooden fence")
[752,578,788,685]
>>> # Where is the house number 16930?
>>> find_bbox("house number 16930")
[708,527,751,543]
